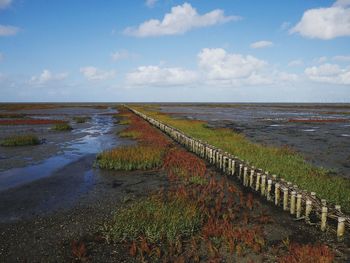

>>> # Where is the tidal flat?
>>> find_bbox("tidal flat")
[0,103,349,262]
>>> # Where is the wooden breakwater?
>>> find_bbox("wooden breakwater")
[127,106,348,241]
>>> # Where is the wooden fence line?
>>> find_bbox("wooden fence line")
[126,106,348,242]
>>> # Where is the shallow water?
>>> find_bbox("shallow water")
[160,104,350,178]
[0,113,118,192]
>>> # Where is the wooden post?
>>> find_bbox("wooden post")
[337,217,345,242]
[231,159,236,176]
[239,164,243,179]
[275,183,280,206]
[243,167,248,186]
[311,192,316,199]
[305,200,312,223]
[296,194,302,218]
[255,173,261,192]
[267,179,272,201]
[249,169,254,188]
[335,205,341,213]
[222,156,227,173]
[261,175,266,196]
[228,158,232,175]
[321,207,328,231]
[283,188,288,211]
[290,191,296,215]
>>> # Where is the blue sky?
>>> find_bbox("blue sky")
[0,0,350,102]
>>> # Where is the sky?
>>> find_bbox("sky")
[0,0,350,102]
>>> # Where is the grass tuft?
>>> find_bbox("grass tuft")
[96,146,164,171]
[118,130,142,139]
[73,116,91,123]
[1,134,41,146]
[51,123,73,131]
[103,195,202,243]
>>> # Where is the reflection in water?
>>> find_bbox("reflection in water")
[0,114,117,192]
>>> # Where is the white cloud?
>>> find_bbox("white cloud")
[124,2,240,37]
[145,0,157,8]
[277,72,299,82]
[288,59,303,67]
[333,0,350,7]
[80,66,116,81]
[250,40,274,49]
[333,55,350,62]
[197,48,298,86]
[125,48,299,89]
[111,50,136,61]
[290,1,350,39]
[313,56,328,64]
[0,0,12,9]
[29,70,68,85]
[305,63,350,84]
[126,65,198,86]
[0,25,19,36]
[198,48,267,80]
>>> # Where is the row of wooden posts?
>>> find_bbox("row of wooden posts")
[127,106,348,242]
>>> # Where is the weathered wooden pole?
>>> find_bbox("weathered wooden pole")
[261,175,266,196]
[296,194,302,218]
[305,200,312,223]
[283,187,289,211]
[275,183,280,206]
[290,191,296,215]
[337,217,345,242]
[231,159,236,176]
[266,179,272,201]
[249,169,254,188]
[321,206,328,231]
[243,167,248,186]
[255,173,261,192]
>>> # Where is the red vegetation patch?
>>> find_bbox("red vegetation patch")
[0,119,67,125]
[288,118,348,123]
[279,243,334,263]
[118,108,172,148]
[106,107,336,262]
[163,148,206,181]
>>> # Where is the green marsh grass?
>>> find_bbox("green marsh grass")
[118,119,131,125]
[1,134,40,146]
[133,105,350,212]
[97,107,171,171]
[96,145,164,171]
[118,130,142,139]
[73,116,91,123]
[51,123,73,131]
[103,195,202,243]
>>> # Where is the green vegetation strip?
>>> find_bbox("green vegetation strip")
[73,116,91,123]
[133,106,350,213]
[51,123,73,131]
[103,195,202,243]
[96,145,164,171]
[1,134,41,146]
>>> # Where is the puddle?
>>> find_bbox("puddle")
[0,114,118,192]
